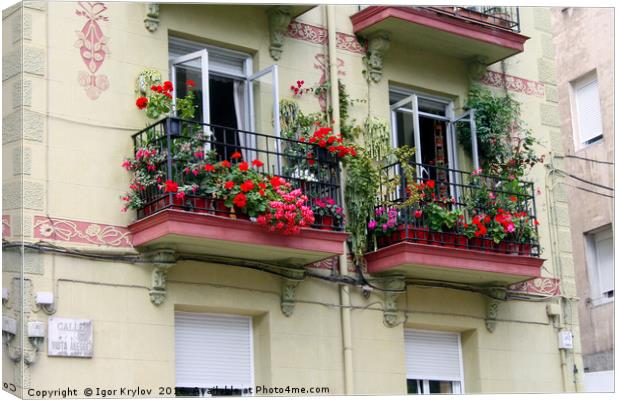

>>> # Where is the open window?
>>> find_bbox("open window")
[169,37,280,166]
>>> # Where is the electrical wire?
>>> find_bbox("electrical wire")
[555,154,614,165]
[562,182,614,199]
[554,168,614,191]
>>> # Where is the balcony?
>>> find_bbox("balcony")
[127,117,348,268]
[351,6,528,65]
[364,161,544,286]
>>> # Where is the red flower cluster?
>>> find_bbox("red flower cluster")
[150,81,174,100]
[290,80,306,95]
[301,127,357,160]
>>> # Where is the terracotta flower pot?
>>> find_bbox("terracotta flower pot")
[520,243,532,256]
[213,199,230,217]
[429,231,444,246]
[397,224,415,240]
[469,237,493,252]
[413,227,429,244]
[193,198,207,213]
[320,215,334,231]
[442,232,457,247]
[454,234,468,249]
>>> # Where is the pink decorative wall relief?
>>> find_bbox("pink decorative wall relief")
[508,277,561,297]
[287,21,366,55]
[480,70,545,97]
[314,53,345,111]
[34,216,132,247]
[75,2,110,100]
[2,215,10,237]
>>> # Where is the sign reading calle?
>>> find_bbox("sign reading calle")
[48,317,93,357]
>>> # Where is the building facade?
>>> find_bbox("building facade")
[551,7,614,392]
[3,3,585,397]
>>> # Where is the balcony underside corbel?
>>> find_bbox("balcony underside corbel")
[145,249,177,305]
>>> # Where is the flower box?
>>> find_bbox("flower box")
[396,224,416,240]
[442,232,457,247]
[213,199,230,217]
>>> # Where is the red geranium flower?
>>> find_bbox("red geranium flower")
[163,81,173,92]
[204,164,215,172]
[224,181,235,190]
[252,159,264,167]
[136,97,149,109]
[240,180,254,193]
[220,160,231,168]
[187,79,195,87]
[164,180,178,193]
[233,193,247,208]
[238,161,249,172]
[426,180,436,189]
[231,151,242,159]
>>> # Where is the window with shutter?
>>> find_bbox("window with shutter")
[404,329,464,394]
[175,312,254,396]
[572,73,604,147]
[586,227,614,305]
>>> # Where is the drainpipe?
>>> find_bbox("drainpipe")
[326,5,354,395]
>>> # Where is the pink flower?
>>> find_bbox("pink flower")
[175,191,185,200]
[368,220,377,230]
[506,223,515,233]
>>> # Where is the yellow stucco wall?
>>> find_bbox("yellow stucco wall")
[3,3,582,396]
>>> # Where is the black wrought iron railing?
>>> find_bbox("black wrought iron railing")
[427,6,520,32]
[130,117,342,230]
[370,161,539,256]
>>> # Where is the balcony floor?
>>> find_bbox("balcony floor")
[129,209,348,268]
[365,241,544,286]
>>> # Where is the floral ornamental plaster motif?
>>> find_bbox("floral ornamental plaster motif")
[33,216,132,247]
[2,215,10,237]
[508,277,561,297]
[313,53,345,112]
[287,21,366,55]
[75,2,110,100]
[480,70,545,97]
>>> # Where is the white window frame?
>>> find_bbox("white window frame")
[570,71,604,150]
[174,311,255,395]
[585,226,614,306]
[404,328,465,394]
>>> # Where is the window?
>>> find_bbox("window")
[404,329,464,394]
[585,226,614,305]
[175,312,254,396]
[572,72,603,147]
[169,37,281,167]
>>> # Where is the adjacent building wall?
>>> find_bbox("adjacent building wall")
[550,7,614,392]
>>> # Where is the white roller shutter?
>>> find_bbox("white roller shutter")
[169,36,248,78]
[594,228,614,296]
[404,329,463,382]
[175,312,253,389]
[574,77,603,144]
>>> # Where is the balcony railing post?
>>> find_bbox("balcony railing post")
[165,117,174,207]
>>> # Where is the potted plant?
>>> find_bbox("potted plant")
[367,206,398,247]
[312,197,345,230]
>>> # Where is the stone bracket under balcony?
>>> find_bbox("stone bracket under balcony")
[351,6,529,67]
[364,242,544,287]
[129,209,349,269]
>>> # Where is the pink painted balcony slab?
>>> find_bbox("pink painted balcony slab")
[351,6,529,64]
[129,209,348,267]
[365,242,544,286]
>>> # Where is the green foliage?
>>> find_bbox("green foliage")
[458,84,543,178]
[344,153,380,256]
[360,117,391,162]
